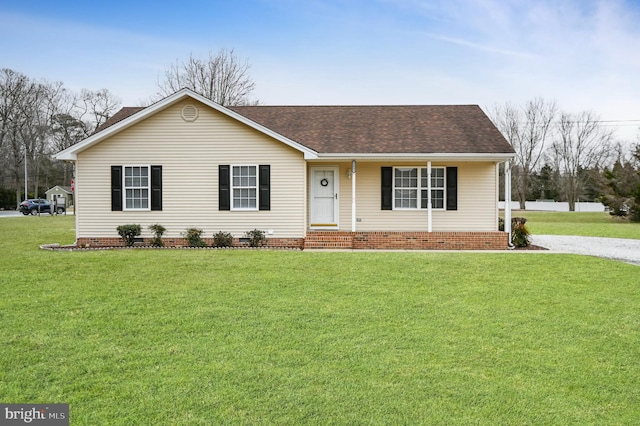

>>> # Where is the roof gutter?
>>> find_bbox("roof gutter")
[311,152,515,162]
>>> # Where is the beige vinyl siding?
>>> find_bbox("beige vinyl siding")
[454,162,499,231]
[76,99,307,239]
[316,161,498,232]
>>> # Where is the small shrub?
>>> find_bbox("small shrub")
[498,217,505,232]
[183,227,207,247]
[245,228,267,247]
[213,231,234,248]
[116,224,142,247]
[511,217,530,248]
[148,224,166,247]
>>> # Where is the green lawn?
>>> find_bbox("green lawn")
[510,211,640,239]
[1,216,639,424]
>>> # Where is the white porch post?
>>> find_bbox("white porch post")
[504,160,512,243]
[427,161,432,232]
[351,160,357,232]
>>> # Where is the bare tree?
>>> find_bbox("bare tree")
[491,98,557,209]
[50,113,86,184]
[0,69,31,190]
[0,69,121,205]
[0,69,48,205]
[78,88,121,132]
[18,81,51,201]
[156,49,258,106]
[550,111,614,211]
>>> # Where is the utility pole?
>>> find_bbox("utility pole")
[24,146,28,201]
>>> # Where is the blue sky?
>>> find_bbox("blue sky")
[1,0,639,141]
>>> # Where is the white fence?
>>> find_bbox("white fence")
[499,201,605,212]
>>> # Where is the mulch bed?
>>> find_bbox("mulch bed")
[513,244,548,251]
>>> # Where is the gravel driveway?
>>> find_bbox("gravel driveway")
[531,235,640,266]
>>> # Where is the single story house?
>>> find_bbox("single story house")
[55,88,516,249]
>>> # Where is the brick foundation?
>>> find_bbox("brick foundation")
[304,231,509,250]
[77,232,507,250]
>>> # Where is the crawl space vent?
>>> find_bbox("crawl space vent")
[181,104,199,122]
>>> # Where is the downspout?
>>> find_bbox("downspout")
[351,160,356,232]
[75,166,79,247]
[427,161,432,232]
[504,160,514,248]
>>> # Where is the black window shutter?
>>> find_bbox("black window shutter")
[111,166,122,211]
[381,167,393,210]
[258,165,270,211]
[219,165,230,211]
[150,165,162,211]
[446,167,458,211]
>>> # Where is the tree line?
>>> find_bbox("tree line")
[491,98,640,221]
[0,68,121,208]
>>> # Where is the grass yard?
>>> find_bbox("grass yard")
[511,211,640,239]
[1,216,639,424]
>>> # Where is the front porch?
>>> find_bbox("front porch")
[307,159,515,250]
[304,231,509,250]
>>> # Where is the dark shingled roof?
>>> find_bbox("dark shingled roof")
[97,104,513,155]
[93,106,145,134]
[229,105,513,154]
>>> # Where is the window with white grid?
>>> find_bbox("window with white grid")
[232,165,257,210]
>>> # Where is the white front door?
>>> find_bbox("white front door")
[310,167,339,228]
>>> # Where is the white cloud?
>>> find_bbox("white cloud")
[430,35,539,59]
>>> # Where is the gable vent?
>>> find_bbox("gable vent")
[181,104,199,122]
